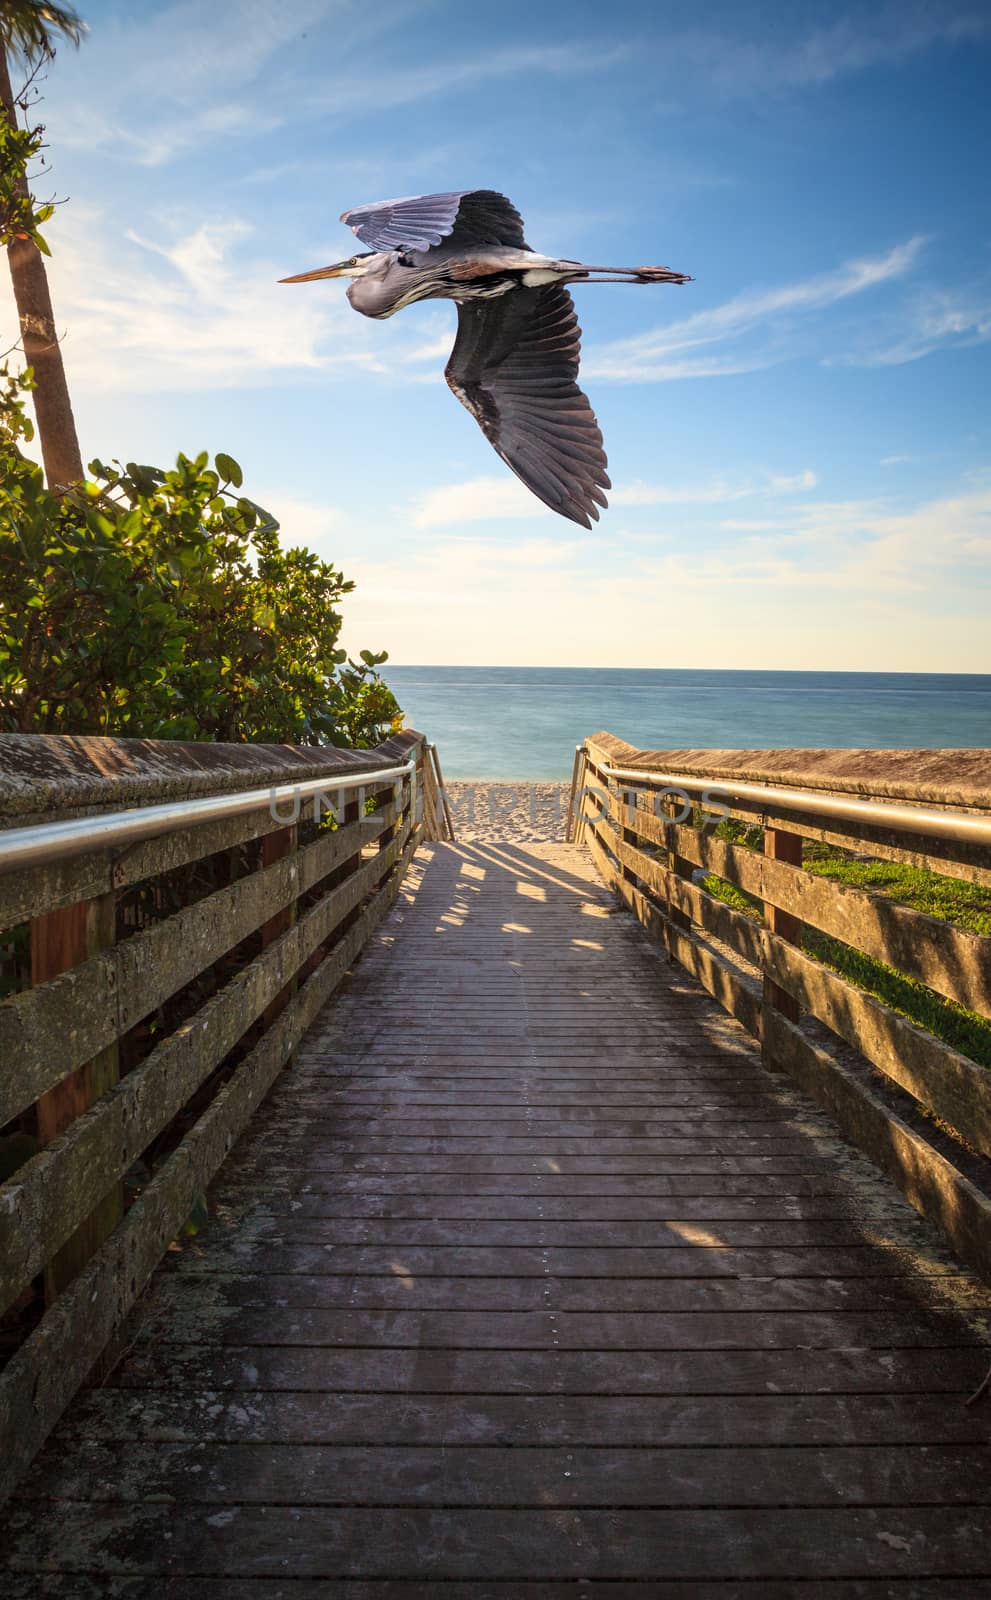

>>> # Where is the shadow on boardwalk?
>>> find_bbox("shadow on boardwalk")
[3,841,991,1594]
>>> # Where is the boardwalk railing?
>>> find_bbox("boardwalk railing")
[0,727,446,1502]
[575,732,991,1282]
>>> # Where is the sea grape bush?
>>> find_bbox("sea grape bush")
[0,371,401,745]
[0,111,53,257]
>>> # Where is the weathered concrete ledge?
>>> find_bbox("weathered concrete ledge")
[0,730,424,827]
[587,731,991,812]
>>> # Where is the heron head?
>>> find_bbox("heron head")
[279,251,375,284]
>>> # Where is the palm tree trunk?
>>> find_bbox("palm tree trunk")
[0,44,83,488]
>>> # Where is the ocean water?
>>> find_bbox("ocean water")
[386,666,991,780]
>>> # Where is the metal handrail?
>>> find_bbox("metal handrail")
[0,759,417,875]
[591,758,991,848]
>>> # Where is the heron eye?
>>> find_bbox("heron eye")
[349,257,358,266]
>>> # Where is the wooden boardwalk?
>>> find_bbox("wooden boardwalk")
[4,839,991,1595]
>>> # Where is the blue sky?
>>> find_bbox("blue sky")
[5,0,991,669]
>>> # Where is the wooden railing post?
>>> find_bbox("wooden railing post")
[620,787,639,886]
[32,893,121,1303]
[377,777,402,889]
[430,744,456,841]
[762,826,803,1051]
[260,821,299,1028]
[664,792,693,934]
[420,745,442,841]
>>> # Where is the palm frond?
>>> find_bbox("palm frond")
[0,1,86,63]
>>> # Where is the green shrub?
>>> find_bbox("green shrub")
[0,372,400,746]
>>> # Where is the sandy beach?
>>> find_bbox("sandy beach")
[439,781,572,843]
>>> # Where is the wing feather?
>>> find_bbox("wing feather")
[341,190,527,253]
[444,286,610,528]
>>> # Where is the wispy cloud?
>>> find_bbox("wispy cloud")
[49,0,343,165]
[411,467,819,527]
[304,40,630,119]
[831,287,991,367]
[47,4,626,169]
[584,239,928,382]
[612,470,817,506]
[710,487,991,592]
[654,8,990,99]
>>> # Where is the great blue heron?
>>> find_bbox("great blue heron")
[281,189,691,528]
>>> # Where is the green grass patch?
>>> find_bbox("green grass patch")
[697,829,991,1071]
[802,845,991,937]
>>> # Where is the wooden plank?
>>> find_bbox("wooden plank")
[14,1437,991,1505]
[763,933,991,1155]
[0,851,115,941]
[211,1191,865,1219]
[225,1171,870,1196]
[0,826,417,1505]
[6,1579,984,1600]
[132,1292,984,1340]
[5,1501,991,1582]
[161,1241,951,1281]
[763,1005,991,1285]
[293,1115,804,1136]
[0,805,398,1128]
[106,1343,982,1398]
[31,895,121,1303]
[179,1216,869,1247]
[57,1387,991,1447]
[4,1581,987,1600]
[216,1262,979,1313]
[154,1260,957,1312]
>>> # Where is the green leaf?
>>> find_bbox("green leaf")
[215,453,243,488]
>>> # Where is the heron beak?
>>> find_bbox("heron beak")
[279,262,349,283]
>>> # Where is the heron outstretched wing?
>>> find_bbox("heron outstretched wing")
[341,190,527,253]
[445,285,609,529]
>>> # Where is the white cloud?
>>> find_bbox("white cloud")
[336,483,991,672]
[880,454,915,466]
[18,209,444,394]
[769,469,819,493]
[585,239,928,382]
[412,476,554,528]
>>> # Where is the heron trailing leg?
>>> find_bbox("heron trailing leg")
[556,262,693,285]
